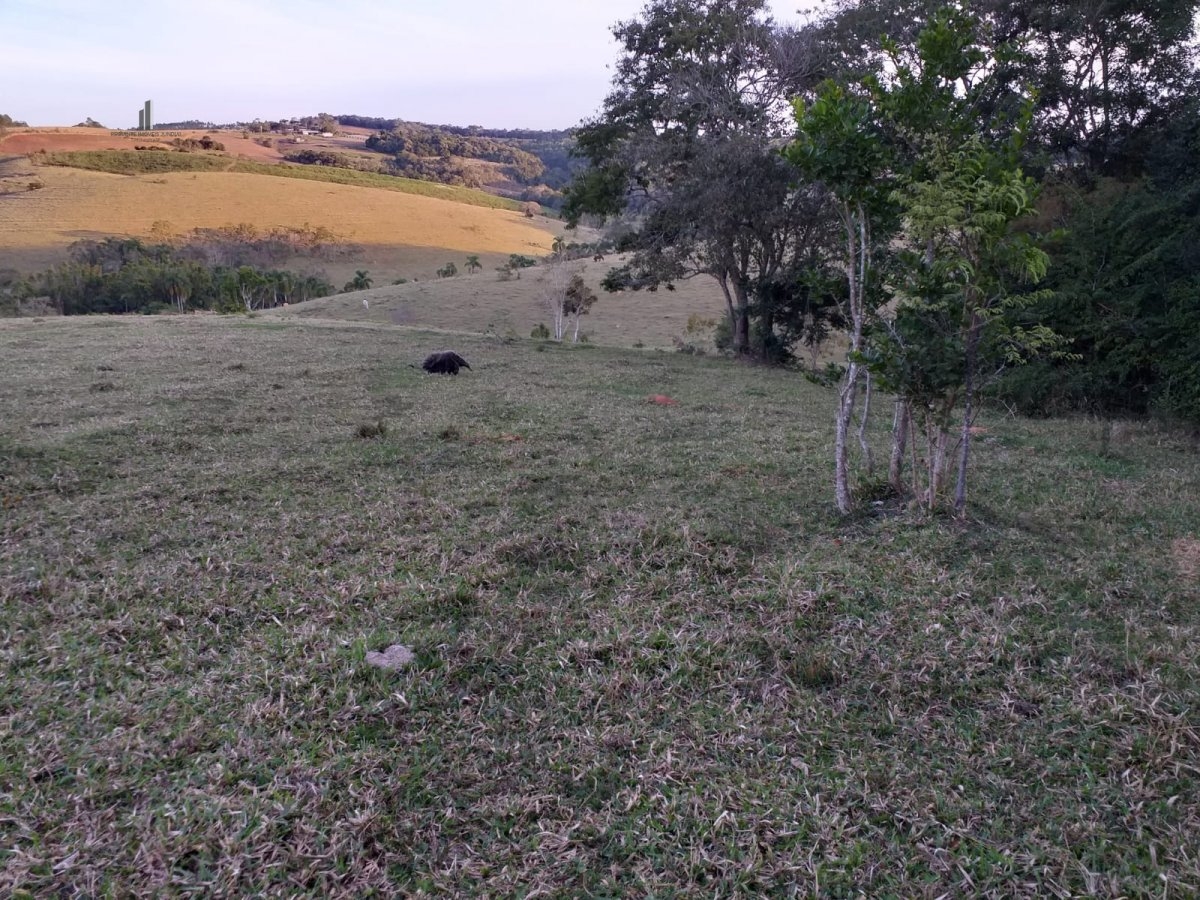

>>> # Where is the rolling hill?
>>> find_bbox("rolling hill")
[0,127,558,285]
[0,125,736,348]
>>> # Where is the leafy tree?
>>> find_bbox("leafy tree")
[226,266,266,312]
[997,105,1200,425]
[564,0,835,357]
[789,3,1066,515]
[787,81,894,512]
[437,262,458,278]
[501,254,537,280]
[812,0,1200,175]
[156,261,212,313]
[879,133,1060,515]
[465,255,482,274]
[563,274,598,343]
[344,270,373,291]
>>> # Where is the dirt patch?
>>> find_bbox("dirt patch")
[1172,537,1200,580]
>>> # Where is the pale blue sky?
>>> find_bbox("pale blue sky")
[2,0,810,129]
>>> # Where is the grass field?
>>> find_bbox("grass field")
[33,151,524,211]
[272,258,728,350]
[1,315,1197,896]
[0,163,554,280]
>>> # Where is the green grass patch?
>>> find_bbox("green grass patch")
[0,315,1197,896]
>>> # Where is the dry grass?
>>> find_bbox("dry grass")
[1173,537,1200,580]
[0,164,555,278]
[273,256,728,349]
[0,126,283,162]
[1,314,1197,897]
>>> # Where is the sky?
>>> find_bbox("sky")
[2,0,814,130]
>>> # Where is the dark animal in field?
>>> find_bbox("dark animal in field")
[419,351,471,375]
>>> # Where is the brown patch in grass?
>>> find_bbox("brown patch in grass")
[1173,537,1200,580]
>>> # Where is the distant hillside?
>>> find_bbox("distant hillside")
[339,114,579,191]
[107,113,581,209]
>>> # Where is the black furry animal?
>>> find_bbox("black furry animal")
[419,351,471,375]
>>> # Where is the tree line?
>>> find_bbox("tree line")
[564,0,1200,515]
[2,238,334,316]
[365,123,546,184]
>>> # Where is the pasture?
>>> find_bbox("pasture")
[273,260,728,350]
[1,315,1197,897]
[0,151,553,282]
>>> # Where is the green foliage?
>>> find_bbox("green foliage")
[25,237,333,315]
[788,82,891,210]
[436,262,458,278]
[365,122,546,185]
[996,172,1200,424]
[465,255,481,273]
[530,322,551,340]
[38,150,232,175]
[344,270,373,292]
[501,255,537,280]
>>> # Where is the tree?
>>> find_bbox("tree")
[539,261,573,340]
[788,3,1066,515]
[564,0,832,357]
[465,255,482,274]
[787,81,894,512]
[564,274,598,343]
[227,266,266,312]
[157,261,211,313]
[437,262,458,278]
[813,0,1200,175]
[877,133,1060,515]
[344,270,373,291]
[996,103,1200,425]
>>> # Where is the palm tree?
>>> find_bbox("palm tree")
[465,255,481,274]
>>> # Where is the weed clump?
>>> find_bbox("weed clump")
[356,420,388,439]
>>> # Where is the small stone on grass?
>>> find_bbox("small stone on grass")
[366,644,415,670]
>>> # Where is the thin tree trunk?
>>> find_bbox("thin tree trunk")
[834,206,866,514]
[954,315,983,517]
[889,398,910,493]
[733,280,751,355]
[909,407,922,503]
[834,359,859,513]
[931,423,950,508]
[954,392,974,518]
[857,371,874,475]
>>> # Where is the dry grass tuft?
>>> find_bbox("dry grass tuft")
[1173,537,1200,580]
[356,420,388,440]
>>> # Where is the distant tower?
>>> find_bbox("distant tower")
[144,100,153,130]
[138,109,145,130]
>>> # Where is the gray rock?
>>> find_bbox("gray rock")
[366,644,415,670]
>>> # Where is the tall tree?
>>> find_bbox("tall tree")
[564,0,832,357]
[787,82,894,512]
[789,3,1064,515]
[813,0,1200,173]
